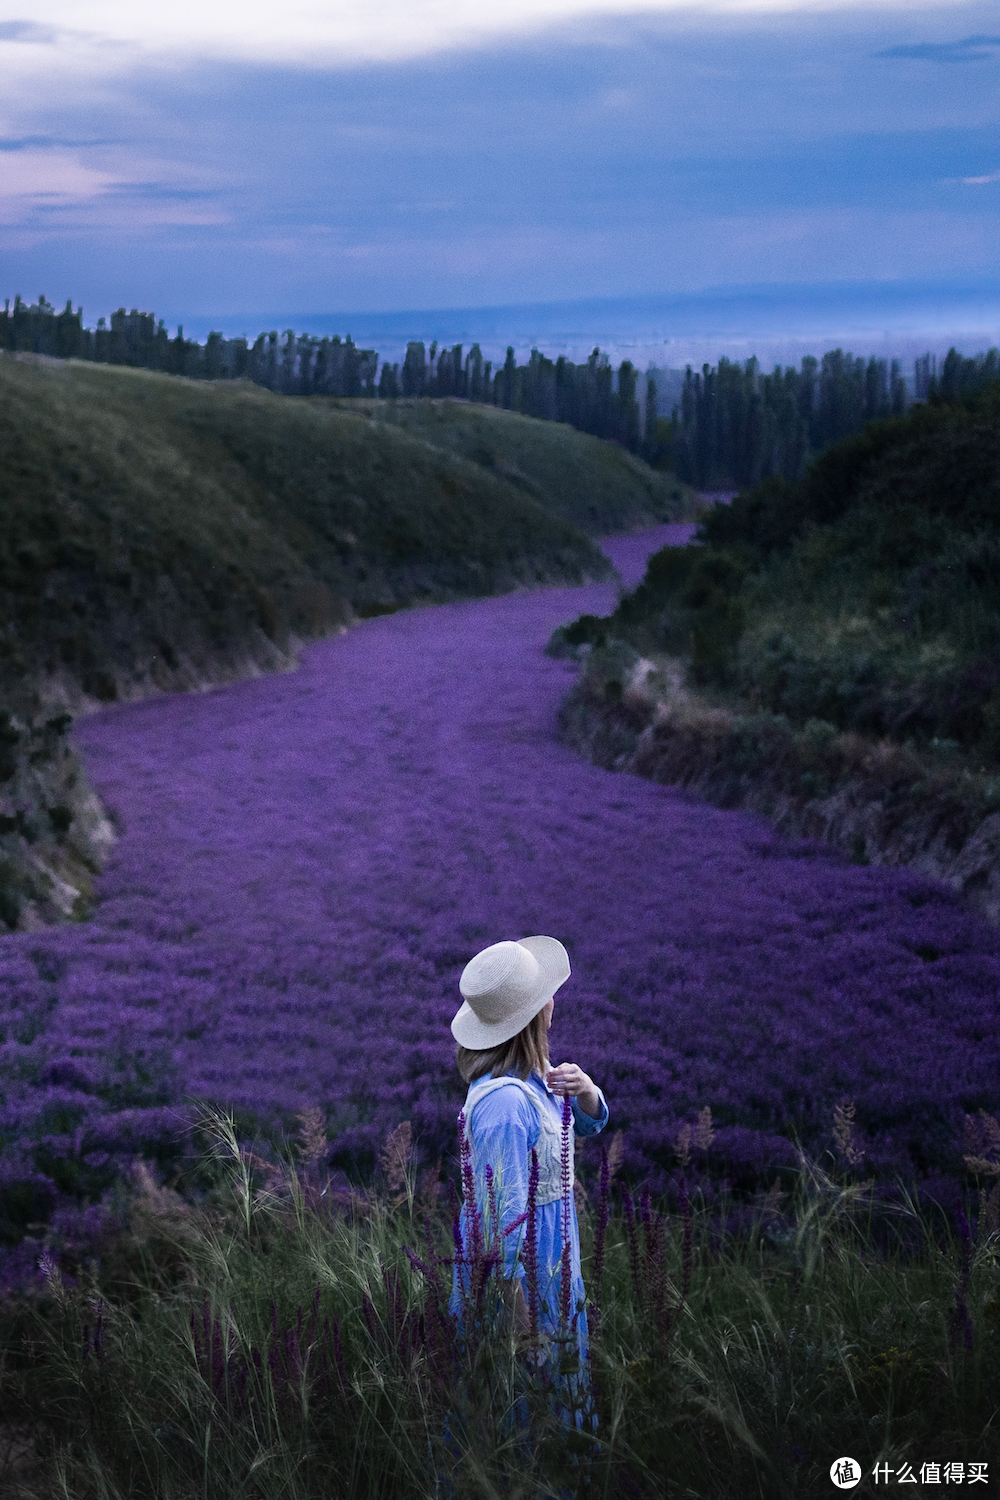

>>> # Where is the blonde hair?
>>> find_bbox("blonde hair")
[455,1007,550,1086]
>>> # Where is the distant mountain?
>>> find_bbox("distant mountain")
[169,278,1000,369]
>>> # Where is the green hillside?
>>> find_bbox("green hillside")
[0,358,631,707]
[550,386,1000,912]
[329,397,698,534]
[565,386,1000,761]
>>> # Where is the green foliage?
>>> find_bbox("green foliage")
[920,347,1000,405]
[672,349,912,490]
[4,1117,1000,1498]
[0,358,628,706]
[568,387,1000,761]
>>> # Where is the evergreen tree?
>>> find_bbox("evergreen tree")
[402,342,427,398]
[501,346,516,409]
[615,360,640,451]
[452,344,466,398]
[465,344,484,402]
[343,338,362,398]
[890,359,907,415]
[378,361,400,399]
[643,372,658,459]
[204,331,224,381]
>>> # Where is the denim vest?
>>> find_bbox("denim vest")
[463,1073,573,1208]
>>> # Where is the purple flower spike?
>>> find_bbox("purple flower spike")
[559,1093,573,1327]
[522,1146,541,1339]
[484,1161,499,1241]
[448,1179,464,1262]
[458,1108,484,1270]
[403,1244,434,1279]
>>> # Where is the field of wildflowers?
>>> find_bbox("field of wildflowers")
[2,527,1000,1272]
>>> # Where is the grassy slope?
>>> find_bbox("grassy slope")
[330,397,700,535]
[0,360,622,707]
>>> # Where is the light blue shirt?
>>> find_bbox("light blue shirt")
[450,1069,609,1347]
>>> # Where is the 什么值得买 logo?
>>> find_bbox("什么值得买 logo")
[830,1457,862,1490]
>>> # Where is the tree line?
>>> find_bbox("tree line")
[0,297,379,396]
[667,351,908,489]
[0,295,649,454]
[3,293,998,484]
[666,346,1000,489]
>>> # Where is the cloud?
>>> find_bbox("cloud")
[1,4,1000,315]
[4,0,993,73]
[876,33,1000,62]
[0,141,233,227]
[0,148,118,217]
[0,20,60,43]
[963,168,1000,183]
[0,1,738,69]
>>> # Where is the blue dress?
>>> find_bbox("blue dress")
[449,1068,609,1419]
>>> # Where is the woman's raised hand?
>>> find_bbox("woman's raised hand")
[545,1063,601,1118]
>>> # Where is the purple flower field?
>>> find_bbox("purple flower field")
[2,523,1000,1241]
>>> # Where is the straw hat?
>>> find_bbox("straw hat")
[451,936,571,1050]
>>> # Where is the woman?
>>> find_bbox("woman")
[448,935,609,1421]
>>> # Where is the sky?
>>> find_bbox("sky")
[1,0,999,358]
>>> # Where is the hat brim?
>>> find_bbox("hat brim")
[451,936,571,1050]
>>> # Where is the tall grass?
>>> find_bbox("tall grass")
[3,1109,999,1499]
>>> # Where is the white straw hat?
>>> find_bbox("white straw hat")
[451,936,571,1050]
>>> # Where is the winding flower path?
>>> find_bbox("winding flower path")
[4,525,1000,1194]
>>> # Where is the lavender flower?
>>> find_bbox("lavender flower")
[484,1162,499,1242]
[458,1110,484,1259]
[403,1244,434,1280]
[2,532,1000,1253]
[457,1109,492,1315]
[448,1180,464,1266]
[639,1184,668,1333]
[522,1146,541,1339]
[559,1093,574,1328]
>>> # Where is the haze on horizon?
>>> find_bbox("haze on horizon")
[0,0,998,341]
